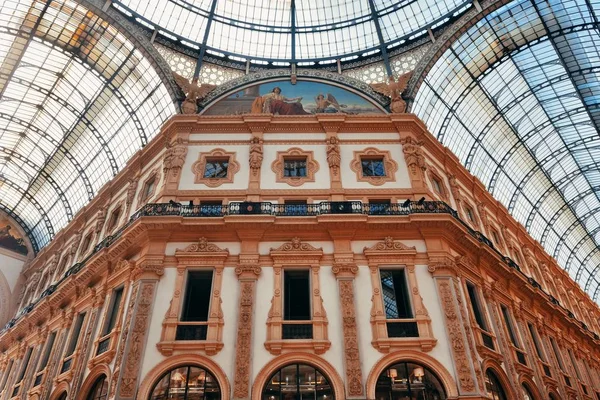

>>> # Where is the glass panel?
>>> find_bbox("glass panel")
[150,365,221,400]
[204,160,229,178]
[283,159,307,177]
[375,362,447,400]
[361,158,385,177]
[261,364,335,400]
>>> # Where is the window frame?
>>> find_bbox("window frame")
[192,148,240,187]
[157,238,227,356]
[272,148,319,187]
[364,237,435,352]
[350,147,398,186]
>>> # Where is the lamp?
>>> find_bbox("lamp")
[387,368,398,381]
[413,367,425,383]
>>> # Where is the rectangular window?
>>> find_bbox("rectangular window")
[283,158,307,177]
[528,323,546,361]
[0,360,13,391]
[380,270,412,319]
[142,176,156,201]
[568,349,582,380]
[203,158,229,178]
[361,157,385,177]
[466,282,487,330]
[550,337,565,370]
[102,287,124,335]
[65,313,86,357]
[465,206,475,223]
[80,233,92,254]
[181,271,213,322]
[38,331,56,371]
[431,176,443,194]
[284,270,311,320]
[491,230,500,246]
[107,207,121,231]
[501,305,519,347]
[15,347,32,384]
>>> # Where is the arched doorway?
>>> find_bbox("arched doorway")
[261,363,335,400]
[374,361,446,400]
[86,375,108,400]
[521,383,536,400]
[484,369,507,400]
[149,365,221,399]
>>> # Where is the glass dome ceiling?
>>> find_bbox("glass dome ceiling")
[0,0,176,251]
[112,0,471,62]
[413,0,600,300]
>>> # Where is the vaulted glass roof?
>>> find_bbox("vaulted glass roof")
[413,0,600,300]
[0,0,176,251]
[112,0,471,62]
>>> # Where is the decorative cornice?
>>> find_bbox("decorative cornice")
[177,238,229,254]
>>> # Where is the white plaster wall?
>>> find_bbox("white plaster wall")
[337,133,399,141]
[263,133,327,141]
[318,265,345,375]
[210,266,240,385]
[354,265,381,382]
[260,144,330,190]
[340,143,411,189]
[140,267,176,380]
[414,264,456,382]
[0,251,25,292]
[190,133,252,141]
[179,144,250,190]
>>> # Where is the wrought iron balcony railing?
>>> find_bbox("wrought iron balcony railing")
[2,200,595,341]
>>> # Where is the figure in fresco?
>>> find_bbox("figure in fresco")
[370,71,413,113]
[314,93,345,113]
[251,87,309,115]
[0,223,28,255]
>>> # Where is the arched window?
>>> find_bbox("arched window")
[87,375,108,400]
[262,363,334,400]
[484,370,507,400]
[549,393,560,400]
[521,383,535,400]
[375,362,446,400]
[150,365,221,400]
[56,392,67,400]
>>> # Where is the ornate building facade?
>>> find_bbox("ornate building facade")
[0,111,599,400]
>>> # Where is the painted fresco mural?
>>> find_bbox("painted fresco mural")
[0,218,28,256]
[203,80,384,116]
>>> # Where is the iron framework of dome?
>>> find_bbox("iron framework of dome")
[412,0,600,300]
[111,0,472,66]
[0,0,177,251]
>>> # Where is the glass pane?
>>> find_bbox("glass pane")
[150,372,170,400]
[167,366,189,400]
[204,160,229,178]
[361,159,385,177]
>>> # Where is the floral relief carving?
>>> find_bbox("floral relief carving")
[112,282,140,394]
[192,148,240,187]
[364,236,417,252]
[120,282,155,397]
[179,237,229,254]
[233,280,256,398]
[270,237,322,253]
[72,307,100,393]
[350,147,398,186]
[438,280,476,393]
[339,280,364,396]
[271,147,319,187]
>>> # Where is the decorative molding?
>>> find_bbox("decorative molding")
[400,136,427,188]
[178,237,229,254]
[270,237,322,254]
[136,168,160,207]
[250,352,345,400]
[233,280,256,398]
[338,279,364,396]
[111,282,140,395]
[350,147,398,186]
[119,281,156,398]
[436,279,477,393]
[427,165,449,202]
[136,354,231,400]
[365,350,459,399]
[271,147,319,187]
[192,148,240,187]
